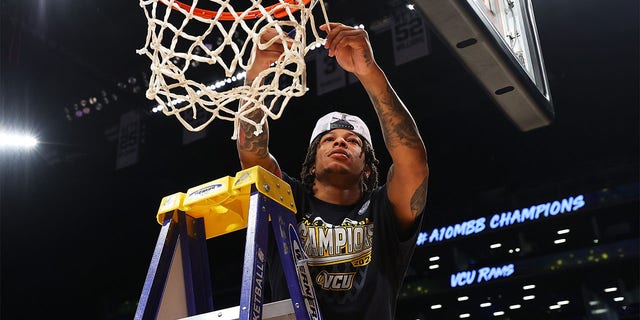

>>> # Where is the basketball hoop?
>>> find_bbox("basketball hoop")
[163,0,312,20]
[137,0,330,139]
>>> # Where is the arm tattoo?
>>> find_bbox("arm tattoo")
[410,176,428,217]
[363,52,373,68]
[238,110,269,160]
[367,86,422,150]
[388,165,427,218]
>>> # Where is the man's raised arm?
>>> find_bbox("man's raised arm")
[321,23,429,232]
[236,29,284,177]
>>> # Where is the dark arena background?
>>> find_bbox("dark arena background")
[1,0,638,319]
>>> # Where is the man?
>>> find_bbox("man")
[236,22,429,319]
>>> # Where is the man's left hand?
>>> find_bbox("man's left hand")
[320,23,378,77]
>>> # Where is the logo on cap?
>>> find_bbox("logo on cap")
[329,116,355,131]
[310,111,372,147]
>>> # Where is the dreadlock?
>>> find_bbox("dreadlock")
[300,133,380,195]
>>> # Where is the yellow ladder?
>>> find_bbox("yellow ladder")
[134,166,322,320]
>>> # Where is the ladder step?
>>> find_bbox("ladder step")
[180,299,296,320]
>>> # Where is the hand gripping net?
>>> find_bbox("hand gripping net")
[137,0,329,139]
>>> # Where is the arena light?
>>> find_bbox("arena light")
[591,308,608,315]
[0,131,38,149]
[553,238,566,244]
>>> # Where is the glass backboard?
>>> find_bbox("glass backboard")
[414,0,553,131]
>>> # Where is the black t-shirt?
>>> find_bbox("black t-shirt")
[266,172,423,319]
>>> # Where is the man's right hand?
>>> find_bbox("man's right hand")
[246,28,288,84]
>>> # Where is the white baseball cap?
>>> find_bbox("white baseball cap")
[309,111,372,146]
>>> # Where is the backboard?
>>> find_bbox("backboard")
[414,0,553,131]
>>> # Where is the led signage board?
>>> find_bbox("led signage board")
[417,194,585,246]
[450,263,515,288]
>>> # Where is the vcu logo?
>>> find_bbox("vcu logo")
[315,270,356,291]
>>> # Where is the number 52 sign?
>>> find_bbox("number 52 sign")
[392,10,431,65]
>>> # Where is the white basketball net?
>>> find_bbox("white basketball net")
[137,0,328,139]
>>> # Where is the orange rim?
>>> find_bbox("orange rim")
[162,0,312,20]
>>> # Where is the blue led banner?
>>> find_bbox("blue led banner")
[417,194,585,246]
[450,263,515,288]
